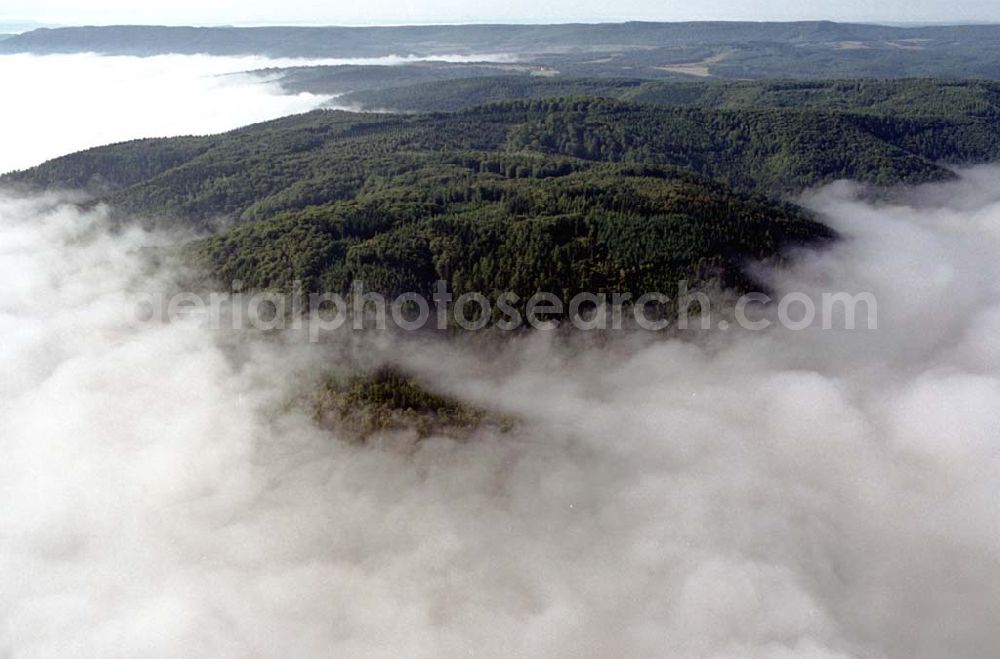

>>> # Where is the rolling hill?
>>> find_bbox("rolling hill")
[7,90,1000,310]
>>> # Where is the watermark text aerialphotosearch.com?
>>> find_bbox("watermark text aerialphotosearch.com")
[131,280,878,338]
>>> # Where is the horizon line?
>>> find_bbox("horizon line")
[6,19,1000,32]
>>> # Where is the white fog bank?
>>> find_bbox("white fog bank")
[1,168,1000,657]
[0,52,512,175]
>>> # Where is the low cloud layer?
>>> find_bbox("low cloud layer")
[0,52,510,175]
[1,166,1000,657]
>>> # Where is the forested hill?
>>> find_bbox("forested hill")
[339,77,1000,116]
[6,96,1000,307]
[9,98,1000,204]
[1,105,836,305]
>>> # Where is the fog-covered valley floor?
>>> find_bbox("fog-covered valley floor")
[1,55,999,658]
[0,52,505,175]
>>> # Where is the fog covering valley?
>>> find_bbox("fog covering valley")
[2,51,1000,658]
[0,52,501,175]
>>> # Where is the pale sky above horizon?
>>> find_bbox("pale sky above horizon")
[2,0,999,28]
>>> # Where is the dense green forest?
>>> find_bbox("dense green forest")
[8,87,1000,316]
[8,92,1000,308]
[11,95,1000,204]
[189,161,828,303]
[338,77,1000,116]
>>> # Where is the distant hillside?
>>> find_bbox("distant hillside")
[337,77,1000,116]
[0,22,923,57]
[5,22,1000,79]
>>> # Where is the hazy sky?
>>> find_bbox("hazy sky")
[2,0,999,27]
